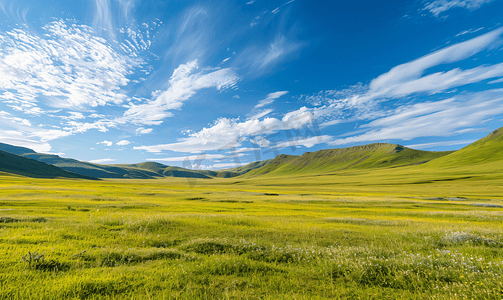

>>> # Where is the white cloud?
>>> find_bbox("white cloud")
[405,140,476,149]
[371,63,503,98]
[366,27,503,101]
[271,0,295,15]
[146,153,243,162]
[488,78,503,84]
[0,132,52,153]
[93,0,114,37]
[32,130,73,142]
[294,29,503,135]
[134,117,282,153]
[134,107,326,154]
[250,16,261,28]
[61,112,86,121]
[211,163,244,169]
[237,35,303,75]
[424,0,494,17]
[89,158,116,164]
[121,59,239,126]
[248,109,274,120]
[0,20,141,111]
[456,27,484,37]
[258,36,300,71]
[0,18,158,151]
[98,140,113,147]
[136,127,153,134]
[232,147,261,153]
[117,140,131,146]
[275,135,332,149]
[328,89,503,145]
[254,91,288,108]
[245,0,255,4]
[220,57,231,65]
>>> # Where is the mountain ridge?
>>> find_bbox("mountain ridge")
[1,128,502,179]
[0,150,96,179]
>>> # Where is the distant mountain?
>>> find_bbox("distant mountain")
[0,143,216,179]
[7,128,503,180]
[0,150,95,179]
[0,142,36,156]
[242,143,453,177]
[112,163,213,179]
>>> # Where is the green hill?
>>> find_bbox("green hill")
[220,159,274,176]
[6,127,503,180]
[0,150,95,179]
[243,143,452,177]
[425,128,503,168]
[0,143,213,179]
[22,153,146,178]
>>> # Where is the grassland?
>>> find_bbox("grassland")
[0,163,502,300]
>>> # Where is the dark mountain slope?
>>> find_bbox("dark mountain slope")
[0,150,95,179]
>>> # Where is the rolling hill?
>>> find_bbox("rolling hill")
[0,150,95,179]
[0,144,223,179]
[242,143,453,177]
[0,142,36,156]
[3,127,503,180]
[424,128,503,167]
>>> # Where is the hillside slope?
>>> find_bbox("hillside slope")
[425,128,503,168]
[220,159,274,175]
[0,150,95,179]
[243,143,452,177]
[0,142,36,156]
[0,143,212,179]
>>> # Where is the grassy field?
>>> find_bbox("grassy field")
[0,167,502,299]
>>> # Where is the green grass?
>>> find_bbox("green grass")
[0,167,502,299]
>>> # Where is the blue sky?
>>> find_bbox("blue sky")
[0,0,503,169]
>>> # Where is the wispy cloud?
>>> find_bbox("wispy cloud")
[456,27,484,37]
[237,35,304,76]
[488,78,503,84]
[359,27,503,103]
[257,36,301,71]
[0,20,141,111]
[134,117,281,153]
[249,0,295,27]
[275,135,332,149]
[297,29,503,131]
[98,140,113,147]
[136,127,153,135]
[117,0,137,24]
[146,153,243,162]
[271,0,295,15]
[0,130,52,153]
[423,0,494,17]
[166,6,212,64]
[93,0,114,37]
[135,100,326,154]
[121,59,239,126]
[254,91,288,109]
[328,89,503,145]
[89,158,116,164]
[211,162,246,169]
[405,139,476,149]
